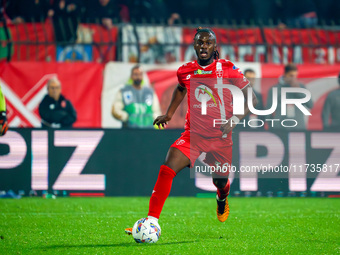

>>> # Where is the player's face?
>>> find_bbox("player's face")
[131,68,143,87]
[194,32,216,64]
[47,81,61,101]
[245,72,256,87]
[284,70,298,85]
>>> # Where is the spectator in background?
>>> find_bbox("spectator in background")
[112,65,161,128]
[278,0,318,28]
[47,0,84,43]
[6,0,49,23]
[267,64,313,130]
[166,0,253,25]
[39,77,77,128]
[322,73,340,130]
[84,0,119,29]
[165,0,209,24]
[242,69,264,129]
[314,0,340,25]
[126,0,168,24]
[249,0,278,25]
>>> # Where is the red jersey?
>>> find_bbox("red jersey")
[177,59,249,143]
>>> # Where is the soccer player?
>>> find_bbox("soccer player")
[126,27,257,233]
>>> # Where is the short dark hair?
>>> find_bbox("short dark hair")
[131,65,141,75]
[244,69,255,76]
[284,64,298,74]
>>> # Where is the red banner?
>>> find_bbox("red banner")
[80,24,118,62]
[6,22,118,62]
[7,21,56,61]
[0,62,103,127]
[3,24,340,64]
[263,28,340,46]
[263,28,340,64]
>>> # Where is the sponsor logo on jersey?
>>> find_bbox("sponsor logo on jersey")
[193,84,220,111]
[194,83,222,106]
[232,65,243,75]
[176,139,185,145]
[194,69,213,75]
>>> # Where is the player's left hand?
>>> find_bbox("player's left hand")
[0,111,8,136]
[153,114,171,128]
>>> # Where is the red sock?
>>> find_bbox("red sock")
[215,179,230,200]
[148,165,176,219]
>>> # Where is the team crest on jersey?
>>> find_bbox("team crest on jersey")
[216,69,223,78]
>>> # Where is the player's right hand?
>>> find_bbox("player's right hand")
[153,114,171,128]
[0,111,8,136]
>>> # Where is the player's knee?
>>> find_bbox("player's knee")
[213,178,228,189]
[163,161,182,174]
[163,162,175,171]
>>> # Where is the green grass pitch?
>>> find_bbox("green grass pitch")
[0,197,339,254]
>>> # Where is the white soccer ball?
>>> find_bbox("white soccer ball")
[132,218,161,243]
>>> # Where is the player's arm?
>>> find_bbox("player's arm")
[0,86,8,136]
[221,85,258,136]
[112,90,129,122]
[60,100,77,126]
[153,84,187,127]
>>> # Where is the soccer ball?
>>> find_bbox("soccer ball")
[132,218,161,243]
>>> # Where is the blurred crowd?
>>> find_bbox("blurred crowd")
[2,0,340,27]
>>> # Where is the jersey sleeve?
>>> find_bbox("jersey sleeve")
[177,66,186,88]
[227,61,250,90]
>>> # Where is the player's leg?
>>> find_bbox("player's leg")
[147,147,190,220]
[212,176,230,200]
[125,147,189,235]
[204,146,232,222]
[125,132,192,235]
[212,174,230,222]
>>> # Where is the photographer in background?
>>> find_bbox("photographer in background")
[39,77,77,128]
